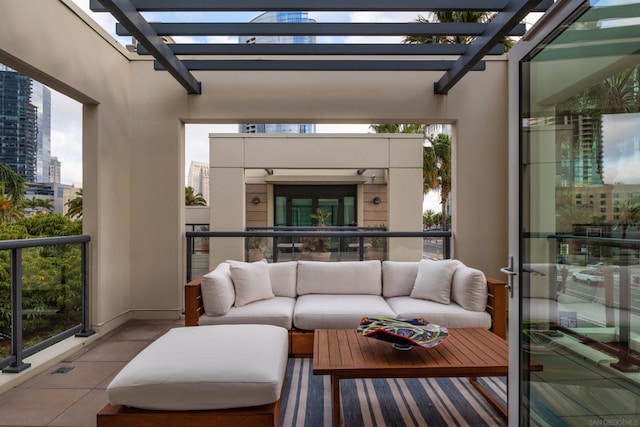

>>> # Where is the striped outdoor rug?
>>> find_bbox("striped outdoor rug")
[279,358,507,427]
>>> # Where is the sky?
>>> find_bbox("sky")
[45,0,545,212]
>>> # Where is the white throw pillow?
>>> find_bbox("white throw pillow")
[229,261,275,307]
[410,259,459,304]
[201,263,235,316]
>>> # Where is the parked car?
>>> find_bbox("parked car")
[572,269,604,285]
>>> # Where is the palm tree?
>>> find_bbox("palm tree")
[369,125,452,229]
[20,196,54,214]
[185,186,207,206]
[404,12,515,50]
[38,198,54,212]
[423,209,436,229]
[369,124,425,134]
[65,189,83,220]
[0,163,26,202]
[424,133,452,229]
[556,204,592,233]
[0,194,23,224]
[615,200,640,239]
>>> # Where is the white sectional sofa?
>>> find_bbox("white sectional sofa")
[185,259,507,355]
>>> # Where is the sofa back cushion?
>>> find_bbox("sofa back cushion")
[201,263,235,316]
[451,265,488,311]
[268,261,298,298]
[296,260,382,295]
[382,261,419,297]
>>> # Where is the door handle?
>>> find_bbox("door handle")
[500,255,516,298]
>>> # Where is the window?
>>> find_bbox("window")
[273,185,357,227]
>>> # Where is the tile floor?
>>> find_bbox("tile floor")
[0,319,183,427]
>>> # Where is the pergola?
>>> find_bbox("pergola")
[90,0,552,94]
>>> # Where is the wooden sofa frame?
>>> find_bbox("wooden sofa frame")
[184,274,508,356]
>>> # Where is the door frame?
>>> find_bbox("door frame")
[507,1,588,424]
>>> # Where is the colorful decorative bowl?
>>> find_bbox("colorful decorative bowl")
[357,317,449,350]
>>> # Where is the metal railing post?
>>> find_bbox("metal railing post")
[75,241,95,338]
[444,235,451,259]
[3,248,30,373]
[186,235,193,282]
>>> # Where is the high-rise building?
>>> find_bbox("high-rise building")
[239,12,316,134]
[32,81,52,183]
[0,65,38,182]
[188,161,210,205]
[0,65,51,184]
[49,156,61,184]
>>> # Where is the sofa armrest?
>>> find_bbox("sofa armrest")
[185,276,204,326]
[486,277,507,339]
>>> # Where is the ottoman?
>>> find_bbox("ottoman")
[97,324,289,427]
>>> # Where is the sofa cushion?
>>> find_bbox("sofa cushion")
[229,261,275,307]
[199,297,296,330]
[297,260,382,295]
[382,261,419,297]
[386,296,491,329]
[268,261,297,298]
[451,265,488,311]
[201,263,235,316]
[294,294,395,330]
[106,325,288,411]
[410,259,459,304]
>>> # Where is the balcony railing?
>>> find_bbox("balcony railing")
[0,235,93,373]
[186,228,451,282]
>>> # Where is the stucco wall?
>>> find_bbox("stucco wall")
[0,0,509,332]
[0,1,134,332]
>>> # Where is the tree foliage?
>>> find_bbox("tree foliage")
[185,186,207,206]
[65,189,83,220]
[0,213,83,357]
[20,196,54,213]
[0,163,26,202]
[403,12,515,50]
[0,194,23,224]
[424,133,452,229]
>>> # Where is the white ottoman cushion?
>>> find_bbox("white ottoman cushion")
[106,325,288,411]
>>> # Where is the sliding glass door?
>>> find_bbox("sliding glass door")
[274,185,356,227]
[513,1,640,424]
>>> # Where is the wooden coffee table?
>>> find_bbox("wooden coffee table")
[313,328,508,426]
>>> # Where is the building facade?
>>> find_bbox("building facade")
[49,156,61,184]
[32,80,51,183]
[187,160,209,205]
[0,65,51,184]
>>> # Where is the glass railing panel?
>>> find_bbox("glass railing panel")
[0,236,92,373]
[19,244,84,353]
[186,230,452,280]
[0,249,12,360]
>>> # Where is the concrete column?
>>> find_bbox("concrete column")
[210,137,246,267]
[388,137,424,260]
